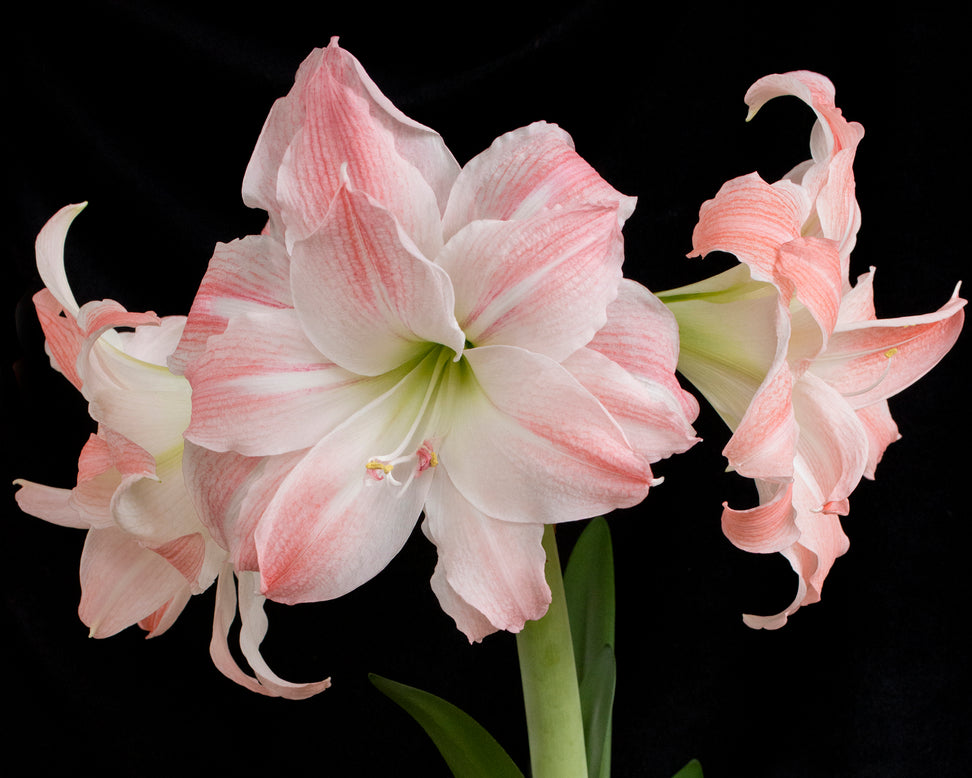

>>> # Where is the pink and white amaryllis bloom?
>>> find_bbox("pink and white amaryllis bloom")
[14,204,329,698]
[658,71,965,628]
[174,38,699,642]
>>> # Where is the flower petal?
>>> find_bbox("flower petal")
[79,526,192,639]
[440,207,623,362]
[588,278,701,425]
[209,565,331,698]
[13,479,86,529]
[184,308,405,455]
[442,345,654,524]
[441,121,635,241]
[254,363,440,604]
[809,283,966,408]
[183,442,310,573]
[721,480,800,554]
[272,40,448,256]
[291,180,465,375]
[562,347,698,460]
[423,470,550,641]
[745,71,864,165]
[34,202,86,318]
[169,235,293,375]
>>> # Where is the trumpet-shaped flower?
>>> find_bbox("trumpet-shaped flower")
[659,71,965,628]
[174,39,699,641]
[15,204,329,698]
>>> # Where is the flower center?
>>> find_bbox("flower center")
[362,345,462,493]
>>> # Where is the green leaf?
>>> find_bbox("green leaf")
[564,516,616,671]
[577,644,616,778]
[369,673,524,778]
[672,758,704,778]
[564,517,616,778]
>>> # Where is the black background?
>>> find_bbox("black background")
[4,2,969,776]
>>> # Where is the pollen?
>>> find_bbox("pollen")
[366,459,394,480]
[884,347,899,359]
[417,442,438,472]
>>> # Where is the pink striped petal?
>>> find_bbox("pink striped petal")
[169,235,293,375]
[588,279,700,423]
[291,181,465,376]
[254,367,439,604]
[423,470,550,641]
[184,308,403,455]
[244,39,458,243]
[32,288,84,389]
[562,347,699,460]
[721,480,799,554]
[79,526,193,639]
[689,172,809,284]
[743,480,851,629]
[440,207,623,362]
[745,71,864,163]
[809,283,966,409]
[441,122,635,241]
[442,345,654,524]
[273,42,445,256]
[183,442,310,572]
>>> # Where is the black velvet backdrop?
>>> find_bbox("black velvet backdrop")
[4,2,969,776]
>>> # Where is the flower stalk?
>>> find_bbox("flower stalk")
[516,525,588,778]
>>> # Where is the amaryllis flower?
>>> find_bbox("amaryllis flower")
[174,38,699,641]
[15,204,330,698]
[659,71,965,628]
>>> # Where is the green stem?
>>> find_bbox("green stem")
[516,525,587,778]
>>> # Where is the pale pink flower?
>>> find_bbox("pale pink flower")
[15,204,329,698]
[659,72,965,628]
[174,38,699,642]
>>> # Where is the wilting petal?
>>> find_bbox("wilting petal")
[441,122,635,240]
[441,206,623,362]
[292,181,465,375]
[169,235,293,375]
[424,470,549,640]
[210,566,331,699]
[443,345,654,524]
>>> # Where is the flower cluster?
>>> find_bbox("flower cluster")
[660,71,965,627]
[16,37,698,690]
